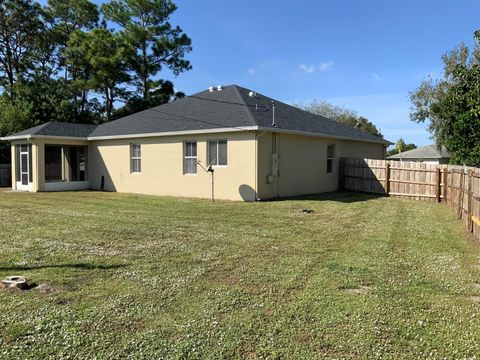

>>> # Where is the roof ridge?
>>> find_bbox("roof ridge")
[32,121,54,135]
[231,85,259,127]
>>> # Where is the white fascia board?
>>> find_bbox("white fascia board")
[258,126,392,145]
[0,135,32,141]
[1,135,88,141]
[87,126,259,141]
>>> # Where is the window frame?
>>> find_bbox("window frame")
[326,144,335,174]
[207,139,228,167]
[183,140,198,175]
[130,143,141,174]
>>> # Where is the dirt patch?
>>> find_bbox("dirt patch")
[341,285,371,294]
[296,329,310,343]
[473,284,480,290]
[33,283,61,294]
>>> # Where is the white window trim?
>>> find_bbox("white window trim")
[327,144,335,174]
[183,141,198,175]
[131,144,141,174]
[207,139,228,167]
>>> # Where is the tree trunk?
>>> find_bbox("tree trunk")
[142,45,148,99]
[4,40,15,99]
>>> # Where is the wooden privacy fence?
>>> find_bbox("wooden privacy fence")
[0,164,11,187]
[340,158,480,240]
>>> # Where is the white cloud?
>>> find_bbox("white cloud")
[246,60,286,76]
[371,72,382,83]
[298,64,315,73]
[298,61,334,74]
[318,61,334,72]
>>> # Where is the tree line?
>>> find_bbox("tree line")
[294,100,383,138]
[0,0,192,161]
[410,30,480,166]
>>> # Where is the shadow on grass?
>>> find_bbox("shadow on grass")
[266,190,385,203]
[0,263,127,272]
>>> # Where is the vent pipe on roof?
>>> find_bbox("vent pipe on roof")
[271,101,276,127]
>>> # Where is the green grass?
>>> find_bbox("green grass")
[1,190,480,358]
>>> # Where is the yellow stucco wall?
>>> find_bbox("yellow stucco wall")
[256,132,385,199]
[88,132,258,201]
[8,130,386,201]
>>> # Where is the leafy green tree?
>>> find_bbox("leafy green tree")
[294,100,383,137]
[44,0,100,119]
[0,0,44,98]
[66,29,131,121]
[410,30,480,165]
[386,138,417,157]
[112,79,184,119]
[101,0,192,99]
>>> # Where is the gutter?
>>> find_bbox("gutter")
[1,126,392,146]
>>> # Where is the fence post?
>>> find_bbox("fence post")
[467,170,473,232]
[385,162,390,196]
[435,167,441,203]
[457,168,465,219]
[443,168,448,204]
[449,167,454,208]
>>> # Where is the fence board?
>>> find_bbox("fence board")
[341,158,480,242]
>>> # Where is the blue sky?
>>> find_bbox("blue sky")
[166,0,480,146]
[45,0,480,146]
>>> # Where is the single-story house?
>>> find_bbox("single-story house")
[1,84,391,201]
[387,144,451,164]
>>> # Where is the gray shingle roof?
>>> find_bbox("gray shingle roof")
[3,85,390,145]
[6,121,96,138]
[388,145,451,159]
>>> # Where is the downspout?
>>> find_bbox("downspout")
[255,131,266,201]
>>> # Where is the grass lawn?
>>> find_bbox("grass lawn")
[1,190,480,358]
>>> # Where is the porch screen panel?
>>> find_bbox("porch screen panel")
[79,147,87,181]
[69,147,78,181]
[20,145,28,185]
[45,146,62,182]
[15,145,20,180]
[28,144,32,182]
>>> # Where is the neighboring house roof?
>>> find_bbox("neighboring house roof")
[1,85,391,145]
[387,145,451,160]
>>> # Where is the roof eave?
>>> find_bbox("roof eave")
[0,135,32,141]
[258,126,392,145]
[87,126,259,140]
[1,134,88,141]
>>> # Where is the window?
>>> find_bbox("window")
[327,144,335,173]
[184,141,197,174]
[131,144,141,173]
[207,140,227,166]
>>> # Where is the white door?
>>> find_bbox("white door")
[16,145,32,191]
